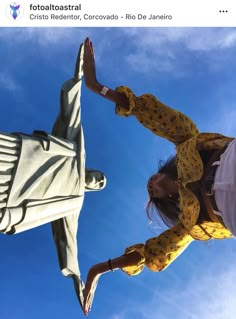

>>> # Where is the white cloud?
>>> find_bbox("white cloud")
[121,28,236,51]
[169,265,236,319]
[120,28,236,75]
[207,106,236,136]
[111,315,125,319]
[1,28,236,77]
[112,262,236,319]
[181,28,236,51]
[0,28,86,46]
[220,31,236,48]
[0,72,22,92]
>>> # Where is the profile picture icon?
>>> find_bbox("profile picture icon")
[6,2,24,20]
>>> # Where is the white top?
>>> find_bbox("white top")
[213,139,236,236]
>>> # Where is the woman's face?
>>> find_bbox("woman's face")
[147,173,178,199]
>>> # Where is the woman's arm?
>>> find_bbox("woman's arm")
[83,251,142,315]
[83,38,199,144]
[83,37,129,109]
[83,222,194,315]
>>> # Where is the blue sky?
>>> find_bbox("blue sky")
[1,27,236,319]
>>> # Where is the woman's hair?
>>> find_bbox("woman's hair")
[146,150,215,228]
[146,156,179,227]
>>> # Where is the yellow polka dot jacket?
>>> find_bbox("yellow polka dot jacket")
[115,86,234,276]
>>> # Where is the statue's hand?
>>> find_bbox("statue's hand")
[74,43,84,81]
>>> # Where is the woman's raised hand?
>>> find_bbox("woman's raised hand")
[83,37,129,109]
[83,37,100,92]
[83,264,103,316]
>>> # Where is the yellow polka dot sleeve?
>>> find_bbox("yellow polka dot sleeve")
[115,86,199,145]
[121,244,146,276]
[122,223,194,276]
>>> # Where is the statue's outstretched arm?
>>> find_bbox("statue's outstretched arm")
[51,44,85,309]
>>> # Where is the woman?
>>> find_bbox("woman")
[0,44,106,308]
[82,37,235,315]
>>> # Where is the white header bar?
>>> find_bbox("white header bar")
[0,0,236,27]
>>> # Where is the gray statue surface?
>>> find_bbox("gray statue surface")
[0,44,106,308]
